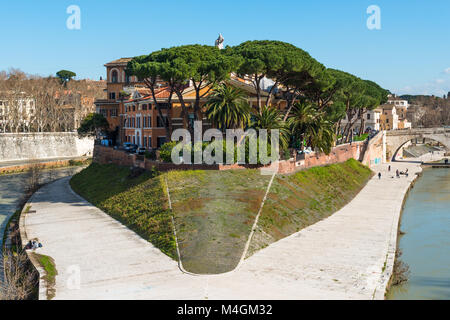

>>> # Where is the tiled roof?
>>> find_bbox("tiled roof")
[105,58,132,67]
[380,104,395,110]
[125,87,172,103]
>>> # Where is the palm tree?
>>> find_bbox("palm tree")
[205,84,251,130]
[251,105,290,149]
[289,102,335,154]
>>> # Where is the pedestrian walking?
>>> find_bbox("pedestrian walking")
[396,169,400,178]
[378,172,382,179]
[388,165,391,172]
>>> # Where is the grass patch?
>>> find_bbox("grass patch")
[353,133,369,141]
[70,163,177,259]
[33,253,57,300]
[250,159,373,254]
[166,169,271,274]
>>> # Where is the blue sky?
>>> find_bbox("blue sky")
[0,0,449,96]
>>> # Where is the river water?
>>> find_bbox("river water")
[387,167,450,300]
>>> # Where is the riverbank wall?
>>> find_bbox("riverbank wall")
[373,163,422,299]
[0,133,94,163]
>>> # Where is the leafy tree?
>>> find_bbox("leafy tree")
[128,45,237,133]
[205,84,251,130]
[77,113,109,137]
[56,70,76,87]
[325,69,366,142]
[229,40,319,113]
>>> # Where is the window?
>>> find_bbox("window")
[147,116,152,128]
[157,137,166,148]
[137,117,141,128]
[188,113,195,129]
[100,109,107,117]
[143,116,152,128]
[133,105,136,112]
[148,136,152,148]
[111,70,118,83]
[111,109,118,117]
[144,136,147,148]
[367,114,371,120]
[386,119,389,123]
[109,92,116,100]
[142,104,147,111]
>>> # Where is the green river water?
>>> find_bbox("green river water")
[387,167,450,300]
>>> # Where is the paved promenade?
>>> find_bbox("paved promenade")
[23,162,421,299]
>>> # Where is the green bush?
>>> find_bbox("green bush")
[159,141,178,162]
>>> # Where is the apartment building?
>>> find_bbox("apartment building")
[339,108,382,134]
[379,104,399,130]
[386,94,412,129]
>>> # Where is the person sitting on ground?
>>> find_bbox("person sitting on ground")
[25,240,33,250]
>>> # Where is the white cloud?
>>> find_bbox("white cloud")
[395,78,450,96]
[394,69,450,96]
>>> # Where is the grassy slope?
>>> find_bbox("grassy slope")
[248,158,373,255]
[70,160,372,275]
[166,170,271,274]
[70,163,177,258]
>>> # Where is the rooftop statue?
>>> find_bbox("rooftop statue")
[215,34,224,50]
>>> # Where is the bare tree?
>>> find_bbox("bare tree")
[25,162,43,193]
[1,250,38,300]
[0,69,104,133]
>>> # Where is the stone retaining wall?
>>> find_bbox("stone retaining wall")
[0,132,94,162]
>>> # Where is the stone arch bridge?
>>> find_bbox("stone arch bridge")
[385,127,450,161]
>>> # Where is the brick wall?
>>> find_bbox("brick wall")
[302,142,365,169]
[93,141,376,175]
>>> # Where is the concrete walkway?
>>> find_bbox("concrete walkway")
[23,162,421,299]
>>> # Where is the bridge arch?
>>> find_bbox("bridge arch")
[385,128,450,161]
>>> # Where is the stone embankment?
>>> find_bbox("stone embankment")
[21,160,419,299]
